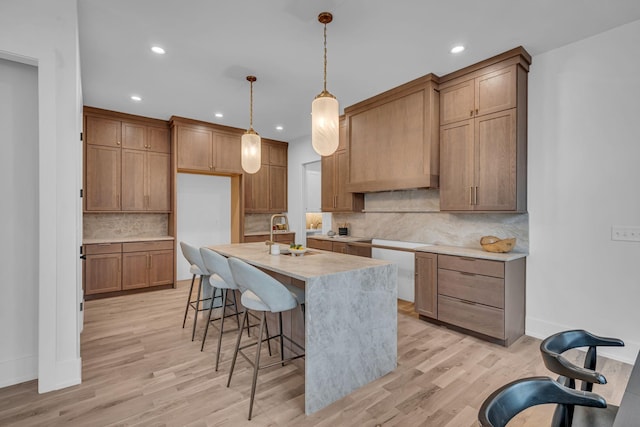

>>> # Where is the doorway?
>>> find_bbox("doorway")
[0,58,39,387]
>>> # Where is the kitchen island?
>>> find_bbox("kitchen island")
[208,242,398,414]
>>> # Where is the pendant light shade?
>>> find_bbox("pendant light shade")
[312,94,339,156]
[311,12,339,157]
[241,75,261,174]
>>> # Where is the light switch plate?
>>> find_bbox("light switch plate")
[611,226,640,242]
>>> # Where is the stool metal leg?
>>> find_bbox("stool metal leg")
[248,311,266,421]
[231,290,241,327]
[200,287,219,351]
[214,289,229,371]
[182,274,196,328]
[191,275,203,341]
[227,309,248,388]
[279,312,285,366]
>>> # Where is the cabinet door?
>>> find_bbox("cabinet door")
[85,144,121,211]
[306,238,332,251]
[348,244,371,258]
[86,116,121,147]
[333,242,348,254]
[122,121,147,150]
[176,126,213,172]
[245,166,269,212]
[440,79,475,125]
[214,132,242,174]
[274,233,295,245]
[334,150,352,211]
[122,251,149,290]
[440,120,474,211]
[121,149,146,211]
[148,127,170,153]
[147,152,171,211]
[415,253,437,319]
[85,253,121,295]
[149,250,174,286]
[475,109,517,210]
[269,144,287,167]
[475,66,516,117]
[269,165,287,212]
[321,154,336,211]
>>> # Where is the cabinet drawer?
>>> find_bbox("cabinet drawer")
[307,238,333,251]
[438,295,504,339]
[84,243,122,255]
[122,240,173,252]
[438,268,504,308]
[274,233,295,244]
[438,254,504,278]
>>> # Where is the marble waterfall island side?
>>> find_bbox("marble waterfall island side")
[208,242,398,414]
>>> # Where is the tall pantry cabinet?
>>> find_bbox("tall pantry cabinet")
[439,47,530,212]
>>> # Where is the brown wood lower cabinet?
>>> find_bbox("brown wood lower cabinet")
[85,243,122,295]
[243,232,295,245]
[306,238,372,257]
[414,252,525,347]
[84,240,174,298]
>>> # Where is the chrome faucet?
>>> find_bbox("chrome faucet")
[270,214,289,243]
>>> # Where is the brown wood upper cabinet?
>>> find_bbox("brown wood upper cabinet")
[438,47,531,212]
[345,74,440,192]
[244,140,288,213]
[172,117,243,175]
[84,107,171,212]
[321,116,364,212]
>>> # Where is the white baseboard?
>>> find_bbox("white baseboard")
[527,316,639,365]
[37,357,82,393]
[0,355,37,388]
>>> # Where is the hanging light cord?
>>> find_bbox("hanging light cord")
[323,22,328,93]
[249,79,254,130]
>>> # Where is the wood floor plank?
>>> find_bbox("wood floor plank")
[0,280,632,426]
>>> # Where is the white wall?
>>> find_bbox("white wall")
[0,0,82,391]
[0,59,39,387]
[527,19,640,363]
[176,174,231,280]
[288,136,322,245]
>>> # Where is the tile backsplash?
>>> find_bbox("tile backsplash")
[331,189,529,252]
[84,213,168,238]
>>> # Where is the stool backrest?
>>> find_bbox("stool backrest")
[180,241,207,274]
[228,257,297,313]
[478,376,607,427]
[200,248,239,290]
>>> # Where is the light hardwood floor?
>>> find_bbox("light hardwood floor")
[0,281,632,426]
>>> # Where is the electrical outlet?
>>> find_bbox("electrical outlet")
[611,226,640,242]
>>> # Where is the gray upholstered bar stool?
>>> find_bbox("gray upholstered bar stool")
[179,241,211,341]
[226,257,305,420]
[199,247,246,370]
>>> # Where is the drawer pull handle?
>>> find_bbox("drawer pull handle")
[460,272,476,276]
[459,257,476,262]
[459,299,476,306]
[97,243,111,246]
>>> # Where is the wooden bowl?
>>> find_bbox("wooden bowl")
[480,236,516,253]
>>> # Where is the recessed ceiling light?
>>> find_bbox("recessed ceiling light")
[214,112,223,118]
[275,125,284,131]
[451,45,465,54]
[130,95,142,101]
[151,46,165,54]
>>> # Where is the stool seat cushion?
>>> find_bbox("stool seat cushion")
[241,290,271,312]
[208,274,226,289]
[190,264,204,275]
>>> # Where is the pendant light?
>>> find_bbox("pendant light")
[311,12,339,157]
[241,75,261,174]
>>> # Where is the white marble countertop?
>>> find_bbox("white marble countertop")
[84,236,174,245]
[306,234,371,243]
[208,242,390,281]
[415,244,527,261]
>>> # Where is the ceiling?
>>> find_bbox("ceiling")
[78,0,640,142]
